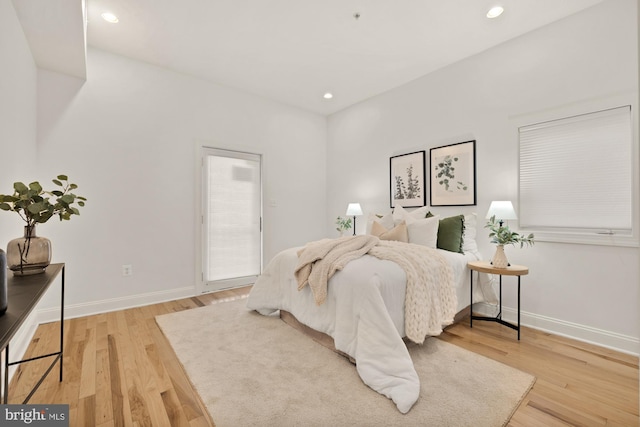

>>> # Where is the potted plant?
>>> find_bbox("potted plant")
[485,215,534,268]
[335,216,352,236]
[0,175,86,275]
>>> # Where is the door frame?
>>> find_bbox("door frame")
[195,143,263,294]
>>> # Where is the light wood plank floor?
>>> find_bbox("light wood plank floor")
[8,286,639,426]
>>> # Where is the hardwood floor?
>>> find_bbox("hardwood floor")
[8,286,638,426]
[441,322,639,426]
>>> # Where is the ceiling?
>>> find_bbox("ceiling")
[15,0,607,116]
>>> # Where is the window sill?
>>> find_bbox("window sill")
[523,230,639,247]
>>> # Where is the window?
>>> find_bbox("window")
[518,105,637,246]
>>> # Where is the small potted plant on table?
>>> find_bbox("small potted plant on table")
[0,175,86,275]
[485,215,534,268]
[335,216,352,237]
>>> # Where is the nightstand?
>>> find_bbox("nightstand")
[467,260,529,340]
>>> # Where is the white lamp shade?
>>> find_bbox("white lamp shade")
[486,201,517,221]
[346,203,363,216]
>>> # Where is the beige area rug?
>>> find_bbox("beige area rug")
[156,299,535,427]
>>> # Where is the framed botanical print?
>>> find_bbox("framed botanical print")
[390,151,426,208]
[430,140,476,206]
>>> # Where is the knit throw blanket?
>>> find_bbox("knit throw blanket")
[295,237,457,344]
[295,235,380,305]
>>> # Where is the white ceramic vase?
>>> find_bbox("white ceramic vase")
[492,245,509,269]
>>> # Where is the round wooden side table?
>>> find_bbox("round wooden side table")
[467,260,529,340]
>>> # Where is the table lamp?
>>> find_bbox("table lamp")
[486,201,517,227]
[346,203,363,236]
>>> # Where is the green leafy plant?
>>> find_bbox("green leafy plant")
[0,175,87,228]
[485,215,534,247]
[335,216,352,233]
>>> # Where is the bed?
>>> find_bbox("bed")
[246,208,494,414]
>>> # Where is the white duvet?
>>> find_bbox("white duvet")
[246,245,489,414]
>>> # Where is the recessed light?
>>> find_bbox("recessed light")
[486,6,504,19]
[323,93,333,100]
[101,12,119,23]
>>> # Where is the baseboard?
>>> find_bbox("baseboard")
[474,302,639,356]
[36,286,198,324]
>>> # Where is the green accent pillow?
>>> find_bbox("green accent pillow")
[436,214,465,253]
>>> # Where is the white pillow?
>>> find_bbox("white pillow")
[366,212,394,235]
[462,213,479,254]
[392,205,430,223]
[405,215,440,248]
[393,205,440,248]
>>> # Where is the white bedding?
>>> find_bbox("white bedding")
[246,244,492,414]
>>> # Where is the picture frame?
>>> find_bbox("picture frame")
[430,140,476,206]
[390,151,426,208]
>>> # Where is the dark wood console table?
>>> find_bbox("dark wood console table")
[0,263,65,403]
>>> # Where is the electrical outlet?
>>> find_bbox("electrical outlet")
[122,264,133,276]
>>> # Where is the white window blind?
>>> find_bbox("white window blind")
[203,148,262,287]
[519,106,632,235]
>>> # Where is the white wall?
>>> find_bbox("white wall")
[0,1,38,241]
[33,48,327,314]
[0,0,46,381]
[327,0,639,352]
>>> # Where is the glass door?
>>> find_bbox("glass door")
[201,147,262,291]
